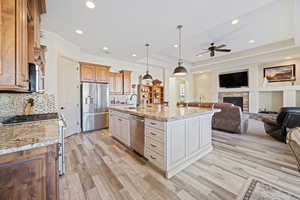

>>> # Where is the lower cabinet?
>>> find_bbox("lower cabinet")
[109,111,130,147]
[0,144,58,200]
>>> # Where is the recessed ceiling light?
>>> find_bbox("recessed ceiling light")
[86,1,96,9]
[103,46,109,51]
[248,40,255,44]
[173,44,178,48]
[197,54,203,57]
[232,19,239,25]
[285,56,292,59]
[132,54,137,57]
[75,29,83,35]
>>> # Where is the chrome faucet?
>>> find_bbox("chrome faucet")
[130,94,138,107]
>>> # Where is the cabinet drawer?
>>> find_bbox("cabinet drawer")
[145,149,165,170]
[145,127,165,143]
[114,111,130,119]
[145,119,165,130]
[145,136,165,156]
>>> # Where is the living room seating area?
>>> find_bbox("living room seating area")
[187,102,249,134]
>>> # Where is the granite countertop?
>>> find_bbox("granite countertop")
[109,105,220,121]
[0,119,60,156]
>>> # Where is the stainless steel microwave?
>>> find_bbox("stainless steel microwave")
[29,63,45,93]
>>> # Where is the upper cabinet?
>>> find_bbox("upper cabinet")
[80,62,110,83]
[109,72,123,95]
[0,0,28,90]
[109,71,132,95]
[0,0,46,91]
[121,70,132,95]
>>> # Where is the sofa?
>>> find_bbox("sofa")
[262,107,300,142]
[187,102,249,134]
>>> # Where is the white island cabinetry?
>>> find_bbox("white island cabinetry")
[109,110,131,147]
[145,113,213,178]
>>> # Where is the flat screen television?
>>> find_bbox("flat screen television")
[219,71,248,88]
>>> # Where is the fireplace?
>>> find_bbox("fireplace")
[223,97,244,111]
[218,92,249,112]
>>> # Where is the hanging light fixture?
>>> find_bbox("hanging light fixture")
[142,44,153,81]
[173,25,188,76]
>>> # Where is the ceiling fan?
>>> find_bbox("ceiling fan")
[196,43,231,57]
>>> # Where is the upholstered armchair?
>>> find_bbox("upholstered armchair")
[263,107,300,142]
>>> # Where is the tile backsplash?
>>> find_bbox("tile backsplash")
[0,93,57,121]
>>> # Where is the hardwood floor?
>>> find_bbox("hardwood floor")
[60,125,300,200]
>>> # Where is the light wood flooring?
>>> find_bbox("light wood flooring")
[60,121,300,200]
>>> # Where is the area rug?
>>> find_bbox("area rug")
[240,178,300,200]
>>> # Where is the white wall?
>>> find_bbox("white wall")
[41,31,165,102]
[193,72,214,102]
[192,57,300,113]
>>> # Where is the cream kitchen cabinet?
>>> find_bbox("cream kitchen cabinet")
[144,113,214,178]
[109,111,130,147]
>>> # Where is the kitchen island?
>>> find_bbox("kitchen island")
[109,105,219,178]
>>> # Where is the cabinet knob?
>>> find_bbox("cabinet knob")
[150,132,156,136]
[150,155,156,160]
[150,122,156,125]
[150,144,157,148]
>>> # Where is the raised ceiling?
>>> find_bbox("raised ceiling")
[42,0,294,65]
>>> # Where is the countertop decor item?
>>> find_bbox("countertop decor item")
[142,44,153,82]
[173,25,188,76]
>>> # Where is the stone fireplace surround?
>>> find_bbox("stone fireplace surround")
[218,92,249,112]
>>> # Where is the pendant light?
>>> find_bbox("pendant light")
[142,44,153,81]
[173,25,188,76]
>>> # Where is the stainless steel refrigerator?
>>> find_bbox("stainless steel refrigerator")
[81,82,109,132]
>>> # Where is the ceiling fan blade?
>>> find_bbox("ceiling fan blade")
[216,44,226,49]
[196,50,209,56]
[215,49,231,52]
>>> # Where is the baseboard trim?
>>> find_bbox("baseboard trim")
[165,145,213,179]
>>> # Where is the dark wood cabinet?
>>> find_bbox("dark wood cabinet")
[80,62,109,83]
[0,0,46,91]
[0,0,29,90]
[0,144,58,200]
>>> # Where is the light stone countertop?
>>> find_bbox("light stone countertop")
[0,119,60,155]
[109,105,220,121]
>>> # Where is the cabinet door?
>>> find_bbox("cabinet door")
[187,117,201,157]
[200,115,212,147]
[95,66,108,83]
[109,113,116,136]
[114,116,122,140]
[28,0,41,64]
[16,0,28,88]
[120,118,130,146]
[115,73,123,94]
[108,73,115,94]
[80,65,96,82]
[0,0,17,87]
[122,71,131,94]
[167,121,187,168]
[0,145,58,200]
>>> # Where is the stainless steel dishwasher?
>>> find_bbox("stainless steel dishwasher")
[130,115,145,156]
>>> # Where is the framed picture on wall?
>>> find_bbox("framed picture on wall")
[263,64,296,82]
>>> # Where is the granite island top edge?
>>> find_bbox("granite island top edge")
[109,105,220,122]
[0,119,60,156]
